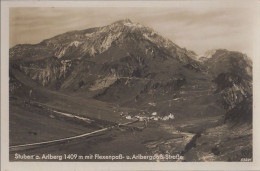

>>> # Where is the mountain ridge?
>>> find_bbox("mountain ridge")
[9,19,252,124]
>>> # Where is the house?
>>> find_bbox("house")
[162,116,169,120]
[151,112,157,116]
[139,117,144,121]
[169,113,174,119]
[153,117,159,121]
[126,115,132,120]
[148,102,156,106]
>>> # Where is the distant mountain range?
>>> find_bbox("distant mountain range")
[10,19,252,124]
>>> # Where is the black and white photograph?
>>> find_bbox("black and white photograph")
[1,0,260,170]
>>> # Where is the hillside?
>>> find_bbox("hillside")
[9,19,252,161]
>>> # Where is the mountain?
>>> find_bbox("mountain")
[9,19,253,161]
[10,20,252,116]
[200,49,252,124]
[10,19,204,100]
[10,20,252,118]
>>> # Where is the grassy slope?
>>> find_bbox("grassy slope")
[10,98,100,146]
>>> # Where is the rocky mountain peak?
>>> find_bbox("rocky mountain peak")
[112,18,133,25]
[202,49,228,59]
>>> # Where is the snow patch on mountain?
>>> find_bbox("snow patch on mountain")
[124,22,143,28]
[56,48,66,58]
[69,41,82,47]
[55,41,83,58]
[143,33,153,42]
[85,32,95,37]
[100,32,122,52]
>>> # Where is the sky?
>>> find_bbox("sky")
[9,6,258,57]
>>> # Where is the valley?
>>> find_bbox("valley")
[9,19,252,162]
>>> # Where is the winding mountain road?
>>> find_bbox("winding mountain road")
[10,119,138,151]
